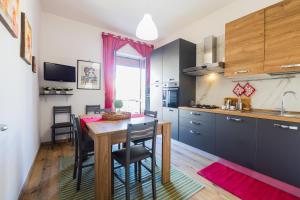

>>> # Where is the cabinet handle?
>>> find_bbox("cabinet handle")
[169,109,174,112]
[155,80,159,83]
[280,64,300,69]
[190,112,201,116]
[274,123,298,131]
[190,130,201,135]
[190,121,201,126]
[155,85,159,87]
[226,116,242,122]
[169,78,175,81]
[234,70,249,75]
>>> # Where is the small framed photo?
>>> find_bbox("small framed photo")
[20,12,32,65]
[77,60,101,90]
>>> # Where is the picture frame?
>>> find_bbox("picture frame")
[20,12,32,65]
[0,0,20,38]
[32,56,37,73]
[77,60,101,90]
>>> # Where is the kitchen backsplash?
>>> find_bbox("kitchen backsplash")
[195,35,300,112]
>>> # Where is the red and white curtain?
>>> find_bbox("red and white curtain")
[102,32,153,109]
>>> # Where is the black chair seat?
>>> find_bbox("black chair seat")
[112,146,151,165]
[132,138,148,144]
[51,122,73,128]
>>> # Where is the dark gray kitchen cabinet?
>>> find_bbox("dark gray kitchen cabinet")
[162,40,180,83]
[179,110,215,154]
[215,114,257,169]
[150,47,163,84]
[256,119,300,188]
[163,107,179,140]
[162,39,196,84]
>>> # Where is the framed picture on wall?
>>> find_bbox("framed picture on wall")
[0,0,20,38]
[32,56,37,73]
[77,60,101,90]
[20,12,32,64]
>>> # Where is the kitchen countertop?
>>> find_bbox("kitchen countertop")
[179,106,300,123]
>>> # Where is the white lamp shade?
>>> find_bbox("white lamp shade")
[136,14,158,41]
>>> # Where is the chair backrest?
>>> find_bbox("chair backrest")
[100,108,112,113]
[71,114,83,151]
[144,110,158,118]
[126,120,158,162]
[53,106,72,124]
[86,105,101,114]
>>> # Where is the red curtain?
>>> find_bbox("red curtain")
[102,32,154,109]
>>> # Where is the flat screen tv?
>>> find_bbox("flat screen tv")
[44,62,76,82]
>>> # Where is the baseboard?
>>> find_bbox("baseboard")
[18,144,41,200]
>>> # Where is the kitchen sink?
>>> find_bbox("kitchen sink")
[280,114,300,118]
[249,110,300,118]
[249,110,281,116]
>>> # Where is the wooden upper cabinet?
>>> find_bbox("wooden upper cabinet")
[264,0,300,74]
[225,10,265,77]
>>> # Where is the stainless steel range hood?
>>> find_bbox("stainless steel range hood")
[183,36,224,76]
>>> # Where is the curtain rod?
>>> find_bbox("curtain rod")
[102,32,154,47]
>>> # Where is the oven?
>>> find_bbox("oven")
[162,82,179,108]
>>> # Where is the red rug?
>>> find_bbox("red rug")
[198,162,300,200]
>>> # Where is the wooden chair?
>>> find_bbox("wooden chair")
[133,110,158,147]
[51,106,73,147]
[85,105,101,114]
[144,110,158,118]
[111,120,158,200]
[71,115,94,191]
[100,108,112,113]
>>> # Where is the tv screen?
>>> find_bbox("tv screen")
[44,62,76,82]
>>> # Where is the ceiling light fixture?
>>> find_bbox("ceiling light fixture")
[136,14,158,41]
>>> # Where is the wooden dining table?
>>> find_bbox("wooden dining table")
[84,116,172,200]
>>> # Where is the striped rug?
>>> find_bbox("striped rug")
[59,156,204,200]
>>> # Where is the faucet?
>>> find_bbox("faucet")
[281,91,297,116]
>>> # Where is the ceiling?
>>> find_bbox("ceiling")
[41,0,235,41]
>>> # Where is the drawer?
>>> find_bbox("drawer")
[180,109,214,122]
[179,116,213,133]
[179,126,215,154]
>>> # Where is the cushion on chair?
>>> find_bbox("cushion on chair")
[112,146,151,165]
[51,122,73,128]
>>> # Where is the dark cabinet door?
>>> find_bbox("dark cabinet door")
[179,112,215,154]
[216,114,257,169]
[256,119,300,188]
[162,40,180,83]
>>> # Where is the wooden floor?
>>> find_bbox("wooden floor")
[20,137,239,200]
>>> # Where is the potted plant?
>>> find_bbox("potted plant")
[114,100,123,113]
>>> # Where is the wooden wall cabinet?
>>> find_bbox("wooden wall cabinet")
[225,0,300,77]
[264,0,300,74]
[225,10,265,77]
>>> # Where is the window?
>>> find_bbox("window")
[115,56,146,114]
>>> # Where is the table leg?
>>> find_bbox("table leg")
[161,123,171,184]
[94,134,112,200]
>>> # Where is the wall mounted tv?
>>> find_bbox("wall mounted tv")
[44,62,76,82]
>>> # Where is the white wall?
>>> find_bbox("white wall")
[39,13,143,142]
[0,0,41,199]
[155,0,300,111]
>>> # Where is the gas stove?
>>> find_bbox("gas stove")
[191,104,219,109]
